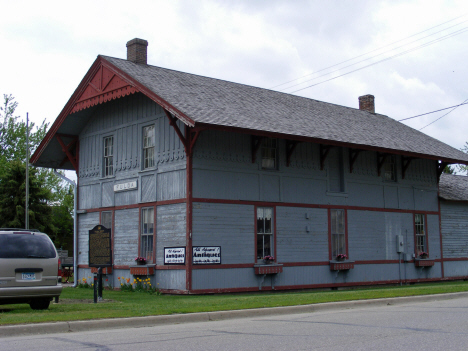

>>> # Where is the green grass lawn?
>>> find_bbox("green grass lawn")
[1,281,468,326]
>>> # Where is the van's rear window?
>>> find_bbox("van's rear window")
[0,234,56,258]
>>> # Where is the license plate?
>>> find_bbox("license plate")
[22,273,36,280]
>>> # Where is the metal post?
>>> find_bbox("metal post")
[98,267,103,301]
[25,113,29,229]
[93,274,97,303]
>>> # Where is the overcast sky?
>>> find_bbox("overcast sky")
[1,0,467,170]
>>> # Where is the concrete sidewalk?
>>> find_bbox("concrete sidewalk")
[1,291,468,338]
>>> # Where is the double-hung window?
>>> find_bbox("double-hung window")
[143,125,155,169]
[261,138,278,170]
[141,207,154,262]
[103,136,114,177]
[330,209,346,258]
[256,207,274,260]
[382,155,396,182]
[415,213,427,255]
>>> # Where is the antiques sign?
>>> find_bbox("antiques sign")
[193,246,221,265]
[114,180,137,192]
[164,247,186,265]
[89,225,112,267]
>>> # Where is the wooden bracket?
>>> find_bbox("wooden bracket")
[251,136,264,163]
[56,134,79,172]
[401,156,414,179]
[320,145,333,170]
[377,153,389,176]
[349,149,362,173]
[164,109,188,152]
[286,141,299,167]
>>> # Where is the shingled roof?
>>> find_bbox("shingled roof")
[439,174,468,201]
[103,55,468,164]
[31,53,468,169]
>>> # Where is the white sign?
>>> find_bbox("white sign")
[114,180,137,192]
[164,247,186,265]
[193,246,221,265]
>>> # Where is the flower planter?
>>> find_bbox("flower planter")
[254,264,283,275]
[414,259,435,267]
[91,267,112,274]
[130,265,155,276]
[329,260,355,271]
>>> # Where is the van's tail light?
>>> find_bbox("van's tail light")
[58,258,62,277]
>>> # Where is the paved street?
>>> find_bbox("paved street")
[2,296,468,351]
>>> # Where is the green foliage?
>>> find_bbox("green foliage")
[443,165,455,174]
[118,276,160,294]
[457,142,468,175]
[0,161,53,232]
[0,94,73,248]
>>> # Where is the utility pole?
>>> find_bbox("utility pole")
[25,112,29,229]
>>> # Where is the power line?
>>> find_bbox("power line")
[275,15,468,92]
[398,102,468,122]
[289,26,468,93]
[419,98,468,130]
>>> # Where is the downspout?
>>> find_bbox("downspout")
[54,170,77,288]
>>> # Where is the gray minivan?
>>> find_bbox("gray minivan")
[0,229,62,309]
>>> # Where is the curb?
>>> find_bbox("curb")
[1,291,468,337]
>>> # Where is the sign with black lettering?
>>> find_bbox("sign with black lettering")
[192,246,221,265]
[164,247,186,265]
[89,225,112,267]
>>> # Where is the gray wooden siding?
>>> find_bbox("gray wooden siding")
[113,208,139,265]
[156,270,186,290]
[441,200,468,258]
[276,207,328,262]
[427,214,441,259]
[192,130,438,211]
[77,93,187,210]
[156,203,187,266]
[192,202,254,264]
[348,211,414,261]
[157,170,186,201]
[77,212,99,265]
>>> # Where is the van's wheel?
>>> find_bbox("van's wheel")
[30,298,51,310]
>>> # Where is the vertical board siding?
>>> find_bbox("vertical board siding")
[77,212,99,265]
[276,207,328,262]
[78,93,186,210]
[192,202,254,264]
[156,203,186,266]
[114,208,139,265]
[427,214,441,259]
[156,270,186,290]
[441,201,468,258]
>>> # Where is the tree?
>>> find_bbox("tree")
[443,165,455,174]
[0,94,73,248]
[457,142,468,175]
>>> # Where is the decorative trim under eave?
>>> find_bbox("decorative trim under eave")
[71,85,138,113]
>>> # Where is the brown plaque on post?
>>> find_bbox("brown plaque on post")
[89,225,112,267]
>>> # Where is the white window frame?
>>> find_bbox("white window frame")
[330,209,346,258]
[261,138,278,170]
[256,207,274,260]
[101,211,112,230]
[143,125,155,169]
[141,207,154,262]
[103,136,114,177]
[382,155,397,182]
[415,213,427,255]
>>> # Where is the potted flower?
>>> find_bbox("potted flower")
[263,255,275,264]
[135,256,147,265]
[419,252,429,259]
[335,253,347,262]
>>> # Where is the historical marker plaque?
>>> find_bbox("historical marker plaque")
[89,225,112,267]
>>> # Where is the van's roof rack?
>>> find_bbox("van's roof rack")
[0,228,40,232]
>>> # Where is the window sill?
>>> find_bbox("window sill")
[254,263,283,275]
[326,191,348,198]
[130,265,155,276]
[329,260,355,271]
[414,259,435,267]
[138,168,157,174]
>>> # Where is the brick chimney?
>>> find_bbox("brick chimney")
[358,94,375,114]
[126,38,148,64]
